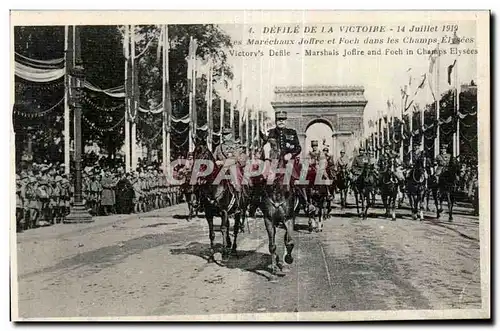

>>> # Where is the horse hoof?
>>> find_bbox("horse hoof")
[284,254,294,265]
[280,264,291,273]
[213,252,222,262]
[449,217,453,222]
[275,269,286,277]
[412,215,417,220]
[269,275,279,283]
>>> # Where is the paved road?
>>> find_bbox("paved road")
[15,197,482,319]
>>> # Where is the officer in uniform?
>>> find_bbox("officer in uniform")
[351,147,369,182]
[336,150,350,171]
[308,140,321,165]
[435,143,452,179]
[266,111,302,162]
[264,110,311,209]
[214,127,243,205]
[377,144,391,171]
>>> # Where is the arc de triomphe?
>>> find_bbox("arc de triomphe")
[271,85,368,159]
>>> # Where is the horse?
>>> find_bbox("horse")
[192,137,247,262]
[334,166,350,209]
[405,156,428,221]
[304,161,331,233]
[177,169,200,221]
[352,162,377,219]
[436,157,461,221]
[257,137,296,282]
[379,158,400,221]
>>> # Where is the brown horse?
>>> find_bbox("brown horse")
[256,138,295,282]
[192,137,247,262]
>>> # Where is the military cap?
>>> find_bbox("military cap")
[441,144,448,149]
[275,110,287,120]
[222,127,232,135]
[323,146,329,151]
[55,175,63,182]
[311,140,319,147]
[187,151,194,156]
[340,150,345,154]
[359,147,365,151]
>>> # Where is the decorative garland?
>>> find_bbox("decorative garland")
[13,97,64,118]
[83,94,124,112]
[82,114,124,133]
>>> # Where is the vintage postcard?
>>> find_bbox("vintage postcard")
[10,10,490,321]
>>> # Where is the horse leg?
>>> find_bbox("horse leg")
[283,217,295,267]
[433,188,439,218]
[391,192,397,221]
[206,212,216,263]
[364,191,370,219]
[354,191,360,216]
[264,217,279,282]
[231,212,240,257]
[219,210,230,261]
[381,193,388,217]
[418,192,424,221]
[308,199,314,233]
[448,191,454,222]
[315,200,322,233]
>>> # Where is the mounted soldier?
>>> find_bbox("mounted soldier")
[262,110,311,211]
[435,143,452,181]
[336,150,350,172]
[214,127,243,206]
[308,140,321,166]
[351,146,370,182]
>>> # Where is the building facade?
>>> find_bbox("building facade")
[271,85,368,159]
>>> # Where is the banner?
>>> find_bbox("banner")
[15,61,65,82]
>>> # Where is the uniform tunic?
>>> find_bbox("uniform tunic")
[435,153,452,176]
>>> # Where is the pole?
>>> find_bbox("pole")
[434,43,440,158]
[409,108,414,164]
[188,36,194,152]
[130,25,138,171]
[207,62,213,151]
[239,79,244,142]
[65,25,92,223]
[191,41,197,151]
[399,100,404,159]
[456,63,460,157]
[124,25,131,173]
[230,81,235,136]
[162,24,171,174]
[220,71,225,131]
[64,26,73,174]
[245,105,250,150]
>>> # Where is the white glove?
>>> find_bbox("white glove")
[284,153,292,161]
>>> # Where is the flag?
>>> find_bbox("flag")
[204,63,212,102]
[428,46,439,74]
[186,37,198,93]
[447,59,457,85]
[156,26,163,64]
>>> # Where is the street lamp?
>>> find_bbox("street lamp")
[64,57,93,223]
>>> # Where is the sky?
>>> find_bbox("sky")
[216,20,478,132]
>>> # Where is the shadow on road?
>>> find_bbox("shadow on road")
[171,241,275,281]
[19,230,196,280]
[423,219,479,242]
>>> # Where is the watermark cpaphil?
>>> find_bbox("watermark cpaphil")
[165,158,333,186]
[189,158,215,185]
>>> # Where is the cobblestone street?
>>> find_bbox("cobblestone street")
[15,198,484,320]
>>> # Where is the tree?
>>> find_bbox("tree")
[133,24,234,159]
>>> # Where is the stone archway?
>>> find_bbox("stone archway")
[305,120,334,154]
[271,85,368,159]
